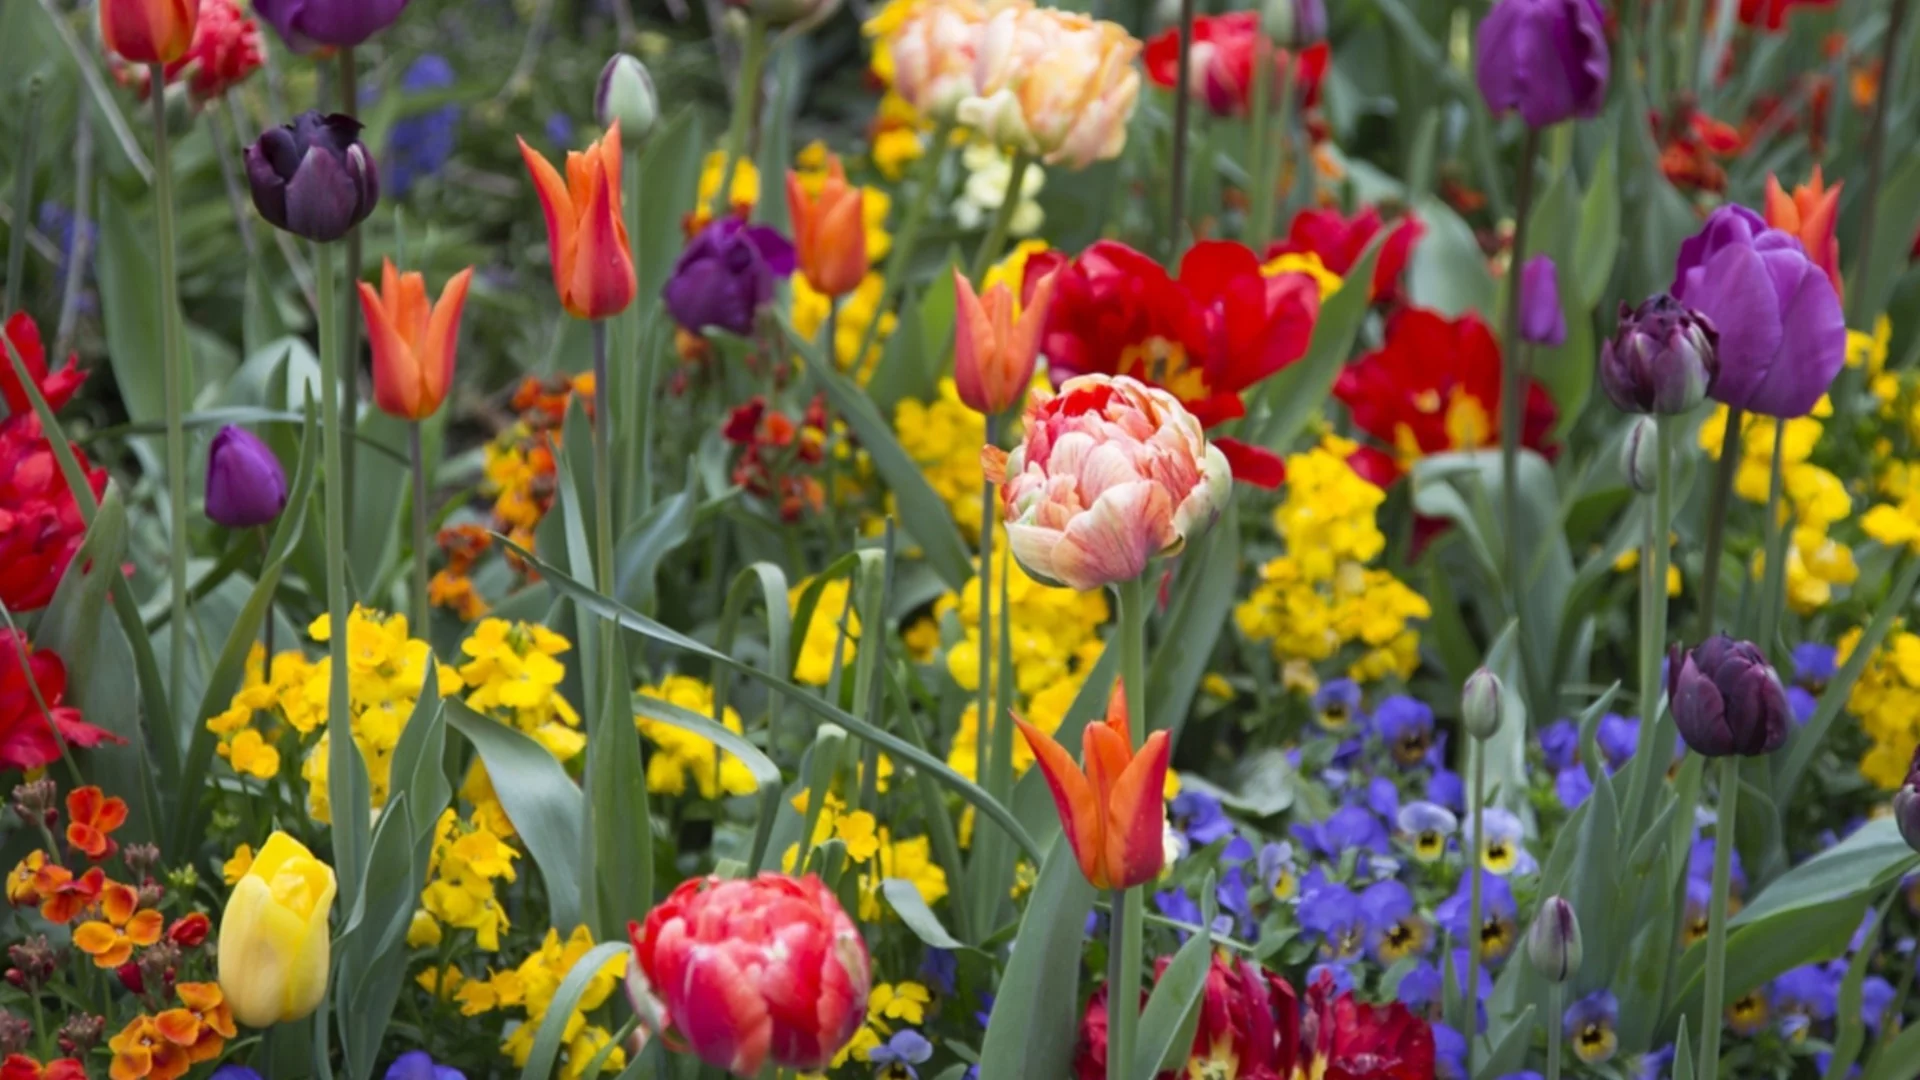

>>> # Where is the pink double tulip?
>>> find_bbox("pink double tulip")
[958,5,1142,169]
[888,0,987,123]
[984,373,1230,592]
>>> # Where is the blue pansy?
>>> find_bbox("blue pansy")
[1564,990,1620,1064]
[1171,790,1234,846]
[1373,695,1436,765]
[1538,718,1579,771]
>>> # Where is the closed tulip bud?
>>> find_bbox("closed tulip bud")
[1621,416,1659,494]
[953,267,1057,416]
[1667,635,1791,758]
[1896,786,1920,855]
[1519,255,1566,346]
[1599,294,1719,416]
[1527,895,1582,983]
[786,155,869,299]
[101,0,198,65]
[1461,667,1503,741]
[217,832,335,1028]
[205,426,288,529]
[359,259,474,421]
[596,55,658,141]
[519,124,637,320]
[245,111,380,244]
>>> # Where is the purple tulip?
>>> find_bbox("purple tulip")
[1896,785,1920,855]
[245,111,380,244]
[1474,0,1610,129]
[384,1051,465,1080]
[1667,635,1791,758]
[1519,255,1566,346]
[662,218,796,338]
[1599,293,1719,415]
[206,426,288,529]
[1670,205,1845,419]
[253,0,410,49]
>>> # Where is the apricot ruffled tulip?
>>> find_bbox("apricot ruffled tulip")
[786,156,868,299]
[101,0,198,64]
[518,123,637,320]
[888,0,986,122]
[217,832,335,1028]
[359,259,474,421]
[953,266,1056,416]
[1764,168,1843,304]
[958,6,1142,169]
[1015,681,1171,890]
[985,374,1230,592]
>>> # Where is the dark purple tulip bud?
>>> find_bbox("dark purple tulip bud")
[1519,255,1566,346]
[1474,0,1610,129]
[245,111,380,244]
[1667,635,1791,758]
[1599,293,1719,415]
[252,0,409,49]
[662,217,796,338]
[1527,895,1582,983]
[1896,786,1920,855]
[205,425,288,529]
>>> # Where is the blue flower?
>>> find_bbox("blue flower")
[1555,764,1593,810]
[1396,800,1457,862]
[1427,767,1464,813]
[1256,841,1298,901]
[1152,889,1229,941]
[1313,679,1364,733]
[1432,1021,1467,1080]
[1687,837,1747,894]
[1563,990,1620,1064]
[1773,964,1839,1040]
[1298,872,1365,961]
[1467,807,1535,876]
[1436,872,1518,964]
[920,948,957,994]
[1788,685,1818,724]
[1863,974,1896,1031]
[1727,985,1771,1035]
[384,1051,465,1080]
[1374,695,1436,765]
[1306,961,1353,995]
[1596,713,1639,771]
[546,112,576,147]
[1359,879,1429,964]
[385,56,461,198]
[1293,806,1390,860]
[869,1030,933,1078]
[1637,1045,1676,1080]
[973,992,995,1029]
[1538,718,1579,770]
[1365,776,1401,821]
[1792,642,1837,687]
[1497,1074,1544,1080]
[212,1069,265,1080]
[1217,866,1253,928]
[1171,791,1234,846]
[1397,949,1490,1027]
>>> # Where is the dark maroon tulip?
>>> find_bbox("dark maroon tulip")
[245,111,379,244]
[205,426,288,528]
[1600,293,1719,415]
[1667,635,1791,758]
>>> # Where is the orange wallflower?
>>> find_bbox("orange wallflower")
[65,786,128,861]
[74,881,164,967]
[360,260,475,421]
[1764,168,1843,304]
[518,123,637,320]
[36,865,103,924]
[786,154,869,299]
[107,1017,190,1080]
[153,983,236,1063]
[1013,681,1171,890]
[6,851,49,906]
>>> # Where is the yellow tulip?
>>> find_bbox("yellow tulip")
[217,831,336,1028]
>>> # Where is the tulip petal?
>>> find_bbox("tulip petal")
[1050,479,1167,591]
[952,270,997,413]
[567,144,638,319]
[1103,729,1170,889]
[1014,714,1104,887]
[361,280,423,419]
[1211,437,1287,489]
[420,268,474,416]
[518,137,579,311]
[678,942,772,1075]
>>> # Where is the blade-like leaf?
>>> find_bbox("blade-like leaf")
[446,699,587,931]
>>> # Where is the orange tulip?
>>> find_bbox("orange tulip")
[1014,681,1170,890]
[785,155,868,299]
[953,266,1057,416]
[518,123,637,320]
[101,0,197,65]
[358,259,475,421]
[1764,167,1843,304]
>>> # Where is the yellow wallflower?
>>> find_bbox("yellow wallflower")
[1699,404,1853,531]
[222,844,253,885]
[691,151,761,230]
[1840,625,1920,788]
[791,272,898,384]
[895,380,989,542]
[792,577,861,686]
[636,675,760,799]
[484,926,627,1077]
[1849,315,1896,407]
[418,810,520,952]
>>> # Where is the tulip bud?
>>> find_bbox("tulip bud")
[1896,786,1920,855]
[205,426,288,529]
[1667,635,1791,758]
[1527,895,1583,983]
[245,111,381,244]
[1599,294,1719,415]
[1519,255,1566,347]
[218,831,335,1028]
[597,55,658,141]
[101,0,198,65]
[1263,0,1327,46]
[1621,416,1659,494]
[1461,668,1503,741]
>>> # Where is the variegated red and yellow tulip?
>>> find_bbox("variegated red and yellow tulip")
[785,155,868,299]
[1763,167,1843,304]
[358,259,475,421]
[518,123,638,320]
[1014,681,1170,890]
[952,265,1057,416]
[100,0,198,65]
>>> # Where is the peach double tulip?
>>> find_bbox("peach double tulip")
[984,374,1230,592]
[952,266,1056,416]
[1015,681,1170,890]
[518,122,638,320]
[358,259,474,421]
[888,0,988,123]
[958,5,1142,169]
[101,0,198,64]
[786,155,869,299]
[1763,167,1843,304]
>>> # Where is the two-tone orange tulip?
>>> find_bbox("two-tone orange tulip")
[953,267,1058,416]
[358,259,474,421]
[518,123,637,320]
[101,0,198,65]
[785,155,868,299]
[1014,681,1170,890]
[1764,167,1843,304]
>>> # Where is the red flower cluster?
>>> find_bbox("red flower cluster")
[1333,307,1556,483]
[1265,205,1424,304]
[0,1056,86,1080]
[1023,240,1321,486]
[0,634,122,771]
[1738,0,1836,30]
[722,395,830,521]
[1300,970,1435,1079]
[0,315,109,614]
[1651,100,1746,194]
[122,0,264,103]
[1143,14,1329,119]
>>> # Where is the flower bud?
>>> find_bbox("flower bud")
[245,111,380,244]
[218,831,335,1027]
[1667,635,1791,758]
[1461,668,1503,741]
[101,0,198,65]
[1527,895,1582,983]
[1519,255,1566,347]
[1599,293,1719,415]
[205,426,288,528]
[596,55,658,141]
[1621,416,1659,494]
[1896,786,1920,855]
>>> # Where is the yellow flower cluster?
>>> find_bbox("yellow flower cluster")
[411,810,520,952]
[433,925,628,1079]
[1837,624,1920,789]
[791,274,900,385]
[691,150,761,232]
[1850,316,1896,412]
[1234,439,1430,682]
[637,675,759,798]
[792,576,862,686]
[833,980,934,1066]
[781,792,948,922]
[895,379,990,542]
[1700,403,1858,614]
[454,619,582,837]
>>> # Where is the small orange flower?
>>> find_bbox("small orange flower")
[518,123,638,320]
[785,154,869,299]
[73,881,164,967]
[153,983,236,1063]
[1,1055,87,1080]
[36,865,103,924]
[359,259,475,421]
[5,852,48,907]
[1014,680,1172,890]
[107,1017,190,1080]
[65,786,128,861]
[1764,168,1843,303]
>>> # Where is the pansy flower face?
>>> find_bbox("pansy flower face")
[1373,695,1436,766]
[1395,801,1457,863]
[1563,991,1621,1064]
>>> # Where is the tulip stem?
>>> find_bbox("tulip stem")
[857,120,954,368]
[591,320,617,602]
[339,48,362,531]
[150,63,193,733]
[1547,981,1565,1080]
[1465,743,1487,1074]
[1625,416,1674,837]
[1166,0,1197,261]
[1498,123,1545,722]
[972,414,998,868]
[1696,407,1743,640]
[4,76,42,321]
[1846,0,1909,329]
[714,18,770,222]
[968,151,1032,286]
[409,422,430,634]
[1107,885,1143,1080]
[1116,575,1148,748]
[315,239,358,894]
[1754,424,1788,657]
[1698,756,1739,1078]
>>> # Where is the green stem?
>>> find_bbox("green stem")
[1547,981,1565,1080]
[315,239,357,891]
[1244,38,1272,245]
[1698,756,1740,1078]
[339,48,361,527]
[591,321,616,598]
[1107,886,1144,1080]
[854,120,954,367]
[968,151,1033,285]
[1466,744,1487,1075]
[5,77,43,320]
[1677,0,1707,95]
[1166,0,1197,260]
[1754,423,1789,655]
[1697,407,1743,639]
[151,64,192,732]
[409,422,430,634]
[1845,0,1909,328]
[622,145,651,517]
[1623,417,1674,837]
[1116,575,1148,747]
[973,414,998,797]
[1499,124,1544,720]
[714,19,770,221]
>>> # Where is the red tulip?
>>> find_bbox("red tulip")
[1015,681,1171,889]
[1264,205,1424,304]
[1142,13,1328,118]
[101,0,198,64]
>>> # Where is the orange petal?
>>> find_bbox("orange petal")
[1762,174,1797,233]
[1103,678,1131,747]
[1081,719,1135,886]
[362,280,424,420]
[953,270,996,412]
[72,920,119,956]
[127,908,164,946]
[567,149,638,319]
[95,795,128,834]
[786,170,814,259]
[152,1009,201,1047]
[1013,713,1103,887]
[101,881,137,924]
[1011,267,1059,377]
[518,137,579,311]
[419,268,475,418]
[1103,729,1170,889]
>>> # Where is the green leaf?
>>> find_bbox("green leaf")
[349,409,410,594]
[1407,194,1496,317]
[1250,238,1385,452]
[94,186,171,425]
[1132,923,1213,1080]
[1478,1004,1537,1078]
[1863,1023,1920,1080]
[977,840,1095,1080]
[1662,887,1866,1034]
[617,487,696,615]
[1147,501,1240,744]
[445,699,586,931]
[336,791,417,1080]
[1574,123,1622,309]
[1848,152,1920,329]
[1822,899,1893,1080]
[1731,818,1920,928]
[633,689,783,876]
[517,940,630,1080]
[882,878,966,951]
[635,109,706,301]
